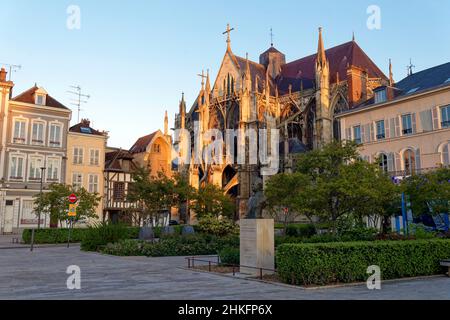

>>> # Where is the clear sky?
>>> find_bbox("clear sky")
[1,0,449,148]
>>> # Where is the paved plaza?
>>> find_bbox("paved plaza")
[0,244,449,300]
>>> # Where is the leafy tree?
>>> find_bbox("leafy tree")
[265,141,400,233]
[402,167,450,224]
[33,183,100,228]
[190,184,235,220]
[265,172,312,232]
[127,167,176,226]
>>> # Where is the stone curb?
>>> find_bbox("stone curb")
[181,267,447,291]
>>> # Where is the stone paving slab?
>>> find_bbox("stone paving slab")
[0,246,449,300]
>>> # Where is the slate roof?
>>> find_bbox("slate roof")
[129,131,158,154]
[12,85,69,110]
[69,120,105,136]
[338,62,450,114]
[395,62,450,95]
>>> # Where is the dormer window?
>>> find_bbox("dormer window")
[374,89,387,104]
[34,87,48,106]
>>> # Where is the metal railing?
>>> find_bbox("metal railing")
[185,256,277,280]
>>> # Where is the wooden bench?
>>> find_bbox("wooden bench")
[441,260,450,277]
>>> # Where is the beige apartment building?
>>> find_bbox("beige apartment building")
[0,68,71,234]
[67,119,108,222]
[336,62,450,176]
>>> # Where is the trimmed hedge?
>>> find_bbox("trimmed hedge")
[22,228,88,244]
[219,247,240,265]
[285,224,316,238]
[276,239,450,286]
[101,234,239,257]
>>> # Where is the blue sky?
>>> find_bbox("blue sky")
[1,0,449,148]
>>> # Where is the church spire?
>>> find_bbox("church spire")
[244,53,252,92]
[205,69,211,93]
[389,59,395,86]
[179,92,186,129]
[317,27,327,68]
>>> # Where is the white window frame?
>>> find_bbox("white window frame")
[374,89,387,104]
[375,120,385,140]
[441,105,450,129]
[89,148,100,166]
[401,114,413,136]
[353,125,362,144]
[8,153,26,181]
[12,117,28,144]
[46,156,61,183]
[72,172,83,190]
[48,121,63,148]
[31,119,47,146]
[73,147,84,165]
[28,155,45,182]
[88,174,99,193]
[35,94,46,106]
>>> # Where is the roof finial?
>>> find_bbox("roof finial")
[407,58,415,77]
[164,110,169,136]
[270,27,274,47]
[223,23,235,51]
[352,31,355,42]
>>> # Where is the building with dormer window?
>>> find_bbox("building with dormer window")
[0,69,71,234]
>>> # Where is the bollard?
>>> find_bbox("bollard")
[260,268,263,280]
[232,266,235,276]
[208,261,211,272]
[187,258,190,268]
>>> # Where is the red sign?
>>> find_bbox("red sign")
[69,193,78,203]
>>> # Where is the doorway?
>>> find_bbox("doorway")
[3,200,14,234]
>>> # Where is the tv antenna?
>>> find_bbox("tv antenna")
[67,85,90,123]
[0,62,22,81]
[270,27,274,47]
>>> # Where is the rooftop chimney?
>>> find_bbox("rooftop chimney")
[0,68,7,82]
[81,118,90,127]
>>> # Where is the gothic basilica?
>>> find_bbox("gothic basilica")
[172,26,392,219]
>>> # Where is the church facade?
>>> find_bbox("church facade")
[172,26,390,220]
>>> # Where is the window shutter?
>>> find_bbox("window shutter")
[387,152,395,172]
[415,148,421,171]
[395,116,401,136]
[419,110,433,132]
[395,152,401,172]
[345,128,351,141]
[411,113,417,133]
[371,123,376,141]
[432,106,440,130]
[385,119,390,139]
[390,118,396,138]
[361,125,366,143]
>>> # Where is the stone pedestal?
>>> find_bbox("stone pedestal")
[239,219,274,276]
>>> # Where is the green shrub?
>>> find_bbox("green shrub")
[22,228,87,244]
[219,247,240,265]
[101,233,240,257]
[194,215,239,237]
[285,224,316,238]
[276,239,450,286]
[80,223,135,251]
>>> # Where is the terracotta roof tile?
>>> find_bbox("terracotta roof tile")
[129,131,158,154]
[12,86,69,110]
